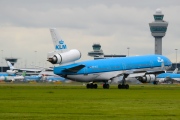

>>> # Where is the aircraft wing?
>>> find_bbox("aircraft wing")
[127,73,146,78]
[62,65,85,73]
[18,69,42,72]
[146,70,165,74]
[114,70,166,79]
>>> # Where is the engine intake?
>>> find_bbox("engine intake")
[47,49,81,64]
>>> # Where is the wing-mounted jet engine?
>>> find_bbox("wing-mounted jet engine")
[47,49,81,64]
[136,74,156,83]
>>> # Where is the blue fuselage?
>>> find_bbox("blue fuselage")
[53,54,172,82]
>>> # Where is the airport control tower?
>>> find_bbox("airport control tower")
[88,43,104,59]
[149,9,168,55]
[88,43,126,59]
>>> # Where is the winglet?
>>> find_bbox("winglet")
[173,68,178,74]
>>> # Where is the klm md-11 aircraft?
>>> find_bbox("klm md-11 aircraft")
[47,28,172,89]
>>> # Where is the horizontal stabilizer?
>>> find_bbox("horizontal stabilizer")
[63,65,85,73]
[173,68,178,74]
[17,69,42,72]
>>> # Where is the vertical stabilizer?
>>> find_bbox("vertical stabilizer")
[7,61,15,70]
[50,28,67,52]
[173,68,178,74]
[22,71,26,77]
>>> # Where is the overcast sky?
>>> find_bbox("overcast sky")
[0,0,180,67]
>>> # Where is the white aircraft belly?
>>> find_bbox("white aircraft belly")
[173,78,180,81]
[67,71,123,82]
[95,71,123,80]
[67,74,99,82]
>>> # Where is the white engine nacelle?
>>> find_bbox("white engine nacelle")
[6,70,18,75]
[137,74,156,83]
[47,49,81,64]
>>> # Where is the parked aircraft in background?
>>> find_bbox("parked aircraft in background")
[7,61,43,75]
[47,28,172,89]
[0,68,21,82]
[0,76,24,82]
[45,76,65,82]
[0,72,24,82]
[0,69,17,76]
[24,75,42,82]
[156,68,180,84]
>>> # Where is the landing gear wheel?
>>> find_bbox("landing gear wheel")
[118,84,122,89]
[118,74,129,89]
[118,84,129,89]
[86,83,98,89]
[86,84,90,89]
[93,84,98,89]
[125,84,129,89]
[153,81,158,85]
[103,84,109,89]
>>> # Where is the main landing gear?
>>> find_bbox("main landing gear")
[86,83,98,89]
[86,82,109,89]
[86,74,130,89]
[103,83,109,89]
[153,81,158,85]
[118,84,129,89]
[118,74,129,89]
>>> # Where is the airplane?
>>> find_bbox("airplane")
[13,63,66,82]
[6,61,43,73]
[156,68,180,84]
[47,28,172,89]
[7,61,43,75]
[45,76,66,82]
[0,72,24,82]
[0,68,20,82]
[23,75,42,82]
[38,69,68,82]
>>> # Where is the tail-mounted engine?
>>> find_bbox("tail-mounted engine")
[47,49,81,64]
[137,74,156,83]
[6,70,18,75]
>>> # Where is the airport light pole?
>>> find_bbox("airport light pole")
[175,49,178,68]
[1,50,3,72]
[34,51,37,66]
[127,47,130,56]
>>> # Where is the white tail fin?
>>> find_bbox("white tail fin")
[50,28,67,52]
[6,61,16,70]
[173,68,178,74]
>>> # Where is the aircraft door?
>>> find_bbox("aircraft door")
[122,63,126,70]
[150,60,154,68]
[84,67,88,75]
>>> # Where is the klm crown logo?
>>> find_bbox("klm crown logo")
[55,40,67,50]
[157,57,164,62]
[59,40,64,44]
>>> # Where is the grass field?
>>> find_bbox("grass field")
[0,83,180,120]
